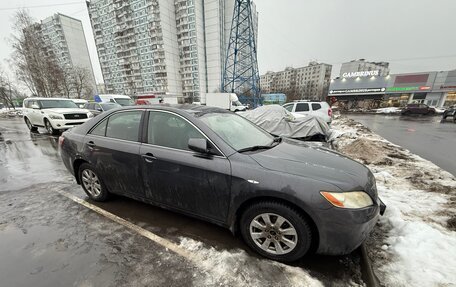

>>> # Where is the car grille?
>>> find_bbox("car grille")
[64,113,88,120]
[65,122,85,126]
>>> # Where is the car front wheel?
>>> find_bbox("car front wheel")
[44,119,59,135]
[240,201,312,262]
[78,163,109,201]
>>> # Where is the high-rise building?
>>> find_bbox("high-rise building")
[87,0,258,102]
[40,13,97,93]
[260,62,332,100]
[339,59,390,78]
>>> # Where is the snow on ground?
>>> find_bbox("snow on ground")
[178,237,324,287]
[0,108,22,118]
[373,107,402,114]
[330,115,456,287]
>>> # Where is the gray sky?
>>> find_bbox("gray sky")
[1,0,455,86]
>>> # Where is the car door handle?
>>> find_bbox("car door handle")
[142,153,156,163]
[87,141,96,149]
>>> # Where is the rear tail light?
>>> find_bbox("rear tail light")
[58,136,65,147]
[328,108,332,117]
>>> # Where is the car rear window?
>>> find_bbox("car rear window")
[295,103,309,112]
[311,103,321,111]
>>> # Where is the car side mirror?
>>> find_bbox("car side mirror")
[31,104,40,109]
[188,138,209,154]
[96,107,102,111]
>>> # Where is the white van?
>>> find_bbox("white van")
[94,94,134,106]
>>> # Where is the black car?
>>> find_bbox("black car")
[59,105,385,262]
[83,102,121,116]
[442,105,456,123]
[401,103,436,115]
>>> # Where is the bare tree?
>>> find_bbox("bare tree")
[0,69,18,109]
[9,10,64,97]
[72,66,93,99]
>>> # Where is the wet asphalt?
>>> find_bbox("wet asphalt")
[347,114,456,177]
[0,117,364,286]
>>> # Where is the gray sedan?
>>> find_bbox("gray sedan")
[59,105,385,262]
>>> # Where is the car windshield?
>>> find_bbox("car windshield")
[199,113,274,151]
[39,100,78,109]
[115,98,134,106]
[101,103,121,110]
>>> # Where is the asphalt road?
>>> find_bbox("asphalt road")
[0,117,364,286]
[347,114,456,176]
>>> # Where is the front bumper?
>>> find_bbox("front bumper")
[49,119,89,130]
[316,198,386,255]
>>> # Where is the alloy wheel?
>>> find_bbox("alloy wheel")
[249,213,298,255]
[81,169,102,197]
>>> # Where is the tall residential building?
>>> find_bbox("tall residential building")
[40,13,97,92]
[87,0,258,102]
[260,62,332,100]
[339,59,390,78]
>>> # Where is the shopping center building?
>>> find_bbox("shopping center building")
[328,70,456,108]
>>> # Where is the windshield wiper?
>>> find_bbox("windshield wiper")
[237,145,274,153]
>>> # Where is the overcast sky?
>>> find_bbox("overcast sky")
[1,0,455,85]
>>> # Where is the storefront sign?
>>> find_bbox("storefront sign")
[342,70,379,78]
[329,88,386,94]
[386,86,430,92]
[440,85,456,89]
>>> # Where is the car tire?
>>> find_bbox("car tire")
[44,119,59,135]
[240,201,312,262]
[25,117,38,132]
[78,163,109,202]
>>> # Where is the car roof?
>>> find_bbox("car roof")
[113,104,230,118]
[25,97,75,101]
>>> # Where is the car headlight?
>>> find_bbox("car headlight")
[48,114,64,120]
[320,191,373,209]
[88,112,94,118]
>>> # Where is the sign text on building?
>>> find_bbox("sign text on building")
[329,88,386,95]
[342,70,380,78]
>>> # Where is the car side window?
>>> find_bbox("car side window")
[105,111,142,141]
[295,103,309,112]
[147,111,205,151]
[311,103,321,111]
[90,119,107,136]
[283,104,294,112]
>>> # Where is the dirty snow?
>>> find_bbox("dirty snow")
[373,107,402,114]
[178,237,324,287]
[331,116,456,287]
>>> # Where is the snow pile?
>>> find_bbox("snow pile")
[331,116,456,287]
[178,237,323,287]
[0,108,22,118]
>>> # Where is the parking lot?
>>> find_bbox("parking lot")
[0,118,366,286]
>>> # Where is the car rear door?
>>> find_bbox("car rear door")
[295,102,310,115]
[139,110,231,222]
[82,110,145,197]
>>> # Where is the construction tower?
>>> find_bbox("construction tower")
[222,0,260,105]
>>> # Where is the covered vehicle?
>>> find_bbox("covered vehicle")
[240,105,330,141]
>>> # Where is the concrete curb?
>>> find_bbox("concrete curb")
[359,243,381,287]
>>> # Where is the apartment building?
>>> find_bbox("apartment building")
[40,13,97,92]
[87,0,258,101]
[260,62,332,100]
[340,59,390,78]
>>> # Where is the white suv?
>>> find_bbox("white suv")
[283,101,332,123]
[23,98,93,135]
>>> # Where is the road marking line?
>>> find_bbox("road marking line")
[55,190,196,261]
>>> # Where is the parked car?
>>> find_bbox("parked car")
[240,105,330,142]
[83,102,121,116]
[94,94,134,106]
[442,105,456,123]
[23,98,93,135]
[71,99,89,109]
[401,103,436,115]
[59,105,385,262]
[282,101,332,124]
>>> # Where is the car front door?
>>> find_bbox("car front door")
[139,110,231,222]
[82,110,145,197]
[28,100,41,126]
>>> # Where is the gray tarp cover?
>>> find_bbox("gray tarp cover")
[240,105,330,139]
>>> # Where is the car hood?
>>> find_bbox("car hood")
[249,139,376,196]
[43,108,89,114]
